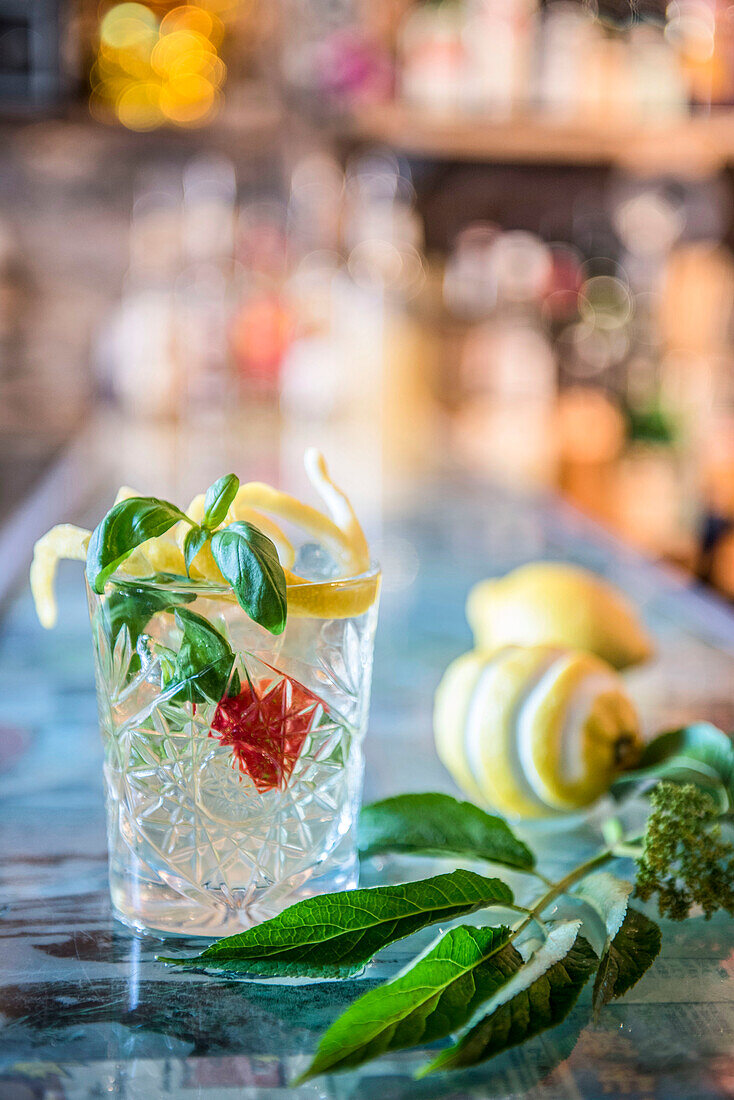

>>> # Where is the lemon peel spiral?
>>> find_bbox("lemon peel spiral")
[30,452,378,628]
[434,644,642,819]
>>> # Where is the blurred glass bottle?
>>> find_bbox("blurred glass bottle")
[451,230,558,487]
[106,176,182,420]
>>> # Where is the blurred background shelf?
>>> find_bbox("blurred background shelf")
[2,0,734,604]
[348,103,734,175]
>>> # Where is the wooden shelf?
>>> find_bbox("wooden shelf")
[348,102,734,175]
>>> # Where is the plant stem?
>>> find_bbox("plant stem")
[506,903,549,936]
[510,848,616,942]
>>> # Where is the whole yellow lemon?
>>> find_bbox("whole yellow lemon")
[466,562,653,670]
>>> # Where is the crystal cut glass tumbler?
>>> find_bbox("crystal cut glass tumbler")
[88,568,380,937]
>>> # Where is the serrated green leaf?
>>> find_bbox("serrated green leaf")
[592,907,661,1018]
[359,793,535,871]
[420,922,597,1075]
[158,869,514,979]
[296,924,524,1082]
[183,526,209,575]
[163,607,237,705]
[613,723,734,810]
[575,871,632,949]
[86,496,191,593]
[211,521,287,635]
[203,473,239,530]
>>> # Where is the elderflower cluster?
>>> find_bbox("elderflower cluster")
[635,783,734,920]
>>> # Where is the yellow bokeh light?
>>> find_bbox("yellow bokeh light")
[166,50,226,86]
[100,3,157,48]
[150,29,214,75]
[160,5,214,40]
[160,73,217,124]
[92,2,226,130]
[116,82,164,130]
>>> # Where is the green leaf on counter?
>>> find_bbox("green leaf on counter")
[575,871,632,949]
[359,793,535,871]
[612,723,734,810]
[86,496,191,593]
[203,473,239,530]
[164,607,237,705]
[211,521,287,635]
[183,526,210,576]
[296,924,523,1082]
[158,869,514,979]
[420,922,597,1075]
[592,907,661,1019]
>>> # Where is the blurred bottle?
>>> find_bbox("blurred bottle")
[452,231,557,487]
[399,1,466,115]
[462,0,537,117]
[666,0,734,106]
[287,153,344,259]
[443,223,499,320]
[177,156,239,412]
[629,25,688,119]
[536,2,598,117]
[231,201,293,397]
[106,178,182,419]
[399,0,536,116]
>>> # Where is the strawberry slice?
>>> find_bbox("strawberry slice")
[210,673,325,792]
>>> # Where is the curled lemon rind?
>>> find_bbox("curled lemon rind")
[30,524,91,629]
[304,448,370,573]
[226,497,296,570]
[31,456,378,629]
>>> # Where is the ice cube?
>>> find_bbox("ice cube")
[293,541,340,581]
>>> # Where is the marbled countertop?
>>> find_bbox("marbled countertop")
[1,467,733,1099]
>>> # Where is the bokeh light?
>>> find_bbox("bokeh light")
[91,3,227,130]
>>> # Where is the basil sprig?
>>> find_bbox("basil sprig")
[202,473,239,529]
[163,607,239,704]
[87,476,287,635]
[183,526,210,575]
[86,497,190,593]
[211,522,287,636]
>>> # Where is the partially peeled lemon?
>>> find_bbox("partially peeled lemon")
[434,644,641,818]
[467,562,653,670]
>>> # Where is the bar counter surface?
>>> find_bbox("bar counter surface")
[1,431,733,1100]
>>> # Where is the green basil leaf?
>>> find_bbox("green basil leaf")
[103,577,195,676]
[296,924,523,1081]
[183,526,209,576]
[420,922,597,1075]
[203,473,239,530]
[211,521,287,635]
[591,907,661,1019]
[158,869,514,979]
[359,793,535,871]
[612,723,734,809]
[86,497,190,594]
[164,607,237,705]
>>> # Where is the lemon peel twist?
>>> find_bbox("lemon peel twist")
[30,525,91,629]
[30,451,378,628]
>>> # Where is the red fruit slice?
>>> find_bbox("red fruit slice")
[210,673,326,792]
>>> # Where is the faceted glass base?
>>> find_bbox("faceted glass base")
[110,836,359,939]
